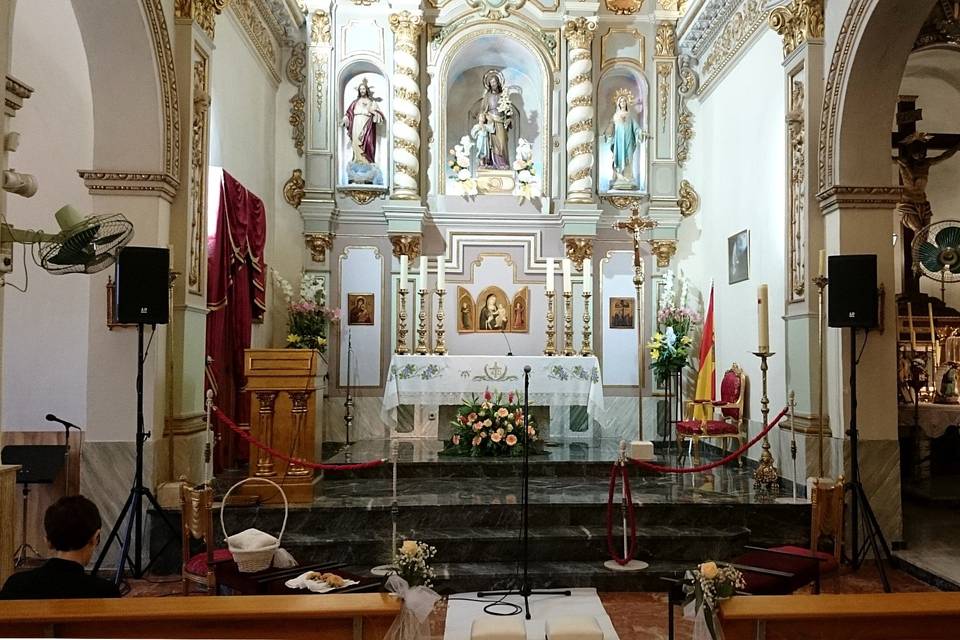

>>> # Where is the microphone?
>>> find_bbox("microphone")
[523,365,532,374]
[46,414,82,430]
[501,328,514,356]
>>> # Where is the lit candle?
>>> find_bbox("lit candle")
[545,258,555,293]
[418,255,427,292]
[757,284,769,353]
[582,258,592,294]
[819,249,826,278]
[400,255,408,289]
[436,256,445,291]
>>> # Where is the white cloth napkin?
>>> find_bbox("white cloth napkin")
[284,571,359,593]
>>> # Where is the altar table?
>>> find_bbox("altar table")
[381,355,605,437]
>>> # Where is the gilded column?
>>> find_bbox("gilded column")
[563,16,597,204]
[389,11,423,200]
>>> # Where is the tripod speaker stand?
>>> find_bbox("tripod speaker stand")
[477,365,571,619]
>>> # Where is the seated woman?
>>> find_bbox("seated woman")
[0,495,120,599]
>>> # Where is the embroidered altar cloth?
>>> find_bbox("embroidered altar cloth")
[381,355,605,426]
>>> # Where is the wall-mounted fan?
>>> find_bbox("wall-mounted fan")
[912,219,960,302]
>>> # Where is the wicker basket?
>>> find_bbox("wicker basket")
[220,477,289,573]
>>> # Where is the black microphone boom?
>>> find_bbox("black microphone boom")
[501,329,514,356]
[46,414,82,430]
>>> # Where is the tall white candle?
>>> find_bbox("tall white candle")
[400,255,408,289]
[582,258,592,294]
[418,256,427,292]
[436,256,445,291]
[562,258,572,293]
[819,249,826,278]
[545,258,555,293]
[757,284,769,352]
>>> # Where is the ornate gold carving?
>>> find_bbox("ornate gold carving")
[563,16,597,48]
[569,119,594,134]
[466,0,526,20]
[769,0,824,58]
[310,10,331,45]
[655,21,677,57]
[174,0,228,39]
[677,179,700,217]
[570,142,593,158]
[649,239,678,268]
[787,79,806,301]
[77,171,179,201]
[390,235,422,260]
[283,169,305,207]
[656,62,672,125]
[606,0,645,15]
[231,0,279,82]
[603,194,644,210]
[339,188,384,205]
[677,54,699,98]
[570,96,592,108]
[312,48,327,134]
[305,232,334,263]
[287,43,306,157]
[188,49,211,294]
[389,10,424,40]
[677,100,694,167]
[701,0,769,92]
[657,0,687,10]
[144,0,180,183]
[564,237,594,271]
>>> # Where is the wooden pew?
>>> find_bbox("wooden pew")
[0,593,401,639]
[720,592,960,640]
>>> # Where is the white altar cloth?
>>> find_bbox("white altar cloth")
[381,354,605,427]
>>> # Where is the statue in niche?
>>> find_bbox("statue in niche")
[603,89,646,191]
[471,113,496,168]
[896,133,960,232]
[477,70,515,170]
[342,78,384,184]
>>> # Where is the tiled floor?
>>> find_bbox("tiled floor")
[895,500,960,589]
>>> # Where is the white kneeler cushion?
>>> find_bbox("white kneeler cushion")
[545,615,603,640]
[469,616,526,640]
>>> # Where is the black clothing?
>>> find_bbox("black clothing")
[0,557,120,600]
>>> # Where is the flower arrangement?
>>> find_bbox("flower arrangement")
[512,138,539,201]
[682,561,745,640]
[449,135,478,196]
[271,269,339,353]
[396,539,437,588]
[648,270,699,384]
[441,390,542,457]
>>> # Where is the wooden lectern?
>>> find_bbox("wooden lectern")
[239,349,321,504]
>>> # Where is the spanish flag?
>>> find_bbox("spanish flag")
[693,285,716,422]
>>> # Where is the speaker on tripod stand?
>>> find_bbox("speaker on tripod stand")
[827,254,893,592]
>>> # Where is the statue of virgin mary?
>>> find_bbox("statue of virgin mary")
[603,89,646,191]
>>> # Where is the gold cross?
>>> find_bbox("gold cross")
[612,208,658,267]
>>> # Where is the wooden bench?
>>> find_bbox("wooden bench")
[720,592,960,640]
[0,593,401,639]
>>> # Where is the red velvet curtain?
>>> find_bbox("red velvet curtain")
[205,170,266,471]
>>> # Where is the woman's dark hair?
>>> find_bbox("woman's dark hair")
[44,495,102,551]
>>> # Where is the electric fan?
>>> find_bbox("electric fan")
[912,219,960,302]
[1,205,134,275]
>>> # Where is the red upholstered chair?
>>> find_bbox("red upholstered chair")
[676,363,746,465]
[180,480,231,595]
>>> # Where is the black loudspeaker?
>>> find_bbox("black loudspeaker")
[828,254,878,329]
[115,246,169,325]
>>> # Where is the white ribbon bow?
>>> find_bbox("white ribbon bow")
[386,574,441,623]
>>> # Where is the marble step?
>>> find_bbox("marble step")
[279,524,751,565]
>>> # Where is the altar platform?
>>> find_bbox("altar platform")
[154,439,811,593]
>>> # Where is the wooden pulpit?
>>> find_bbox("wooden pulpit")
[239,349,321,504]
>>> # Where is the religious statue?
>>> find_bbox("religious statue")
[603,90,646,191]
[471,113,495,167]
[342,78,384,184]
[896,133,960,232]
[936,361,960,404]
[477,70,515,170]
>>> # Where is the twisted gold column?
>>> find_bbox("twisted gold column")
[254,391,278,477]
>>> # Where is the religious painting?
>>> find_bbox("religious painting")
[475,286,510,332]
[457,286,475,334]
[510,287,530,333]
[347,293,375,325]
[609,297,635,329]
[728,230,750,285]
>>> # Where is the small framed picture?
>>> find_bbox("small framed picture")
[347,293,375,325]
[728,230,750,285]
[609,297,635,329]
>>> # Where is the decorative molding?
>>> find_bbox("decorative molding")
[390,234,422,260]
[606,0,645,15]
[390,11,424,199]
[677,99,694,167]
[563,15,598,49]
[698,0,769,95]
[76,171,179,201]
[679,0,745,55]
[465,0,526,20]
[655,21,677,57]
[564,16,598,204]
[310,11,330,146]
[338,187,385,205]
[310,10,330,45]
[677,53,699,97]
[658,0,688,10]
[188,47,211,294]
[286,42,306,156]
[174,0,227,40]
[564,237,594,271]
[4,75,33,115]
[230,0,281,83]
[656,61,672,126]
[787,78,806,302]
[677,179,699,216]
[816,184,902,209]
[603,194,646,210]
[600,27,645,72]
[257,0,300,46]
[768,0,824,58]
[283,168,305,207]
[305,232,334,262]
[144,0,181,182]
[649,239,678,268]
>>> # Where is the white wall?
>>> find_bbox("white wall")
[2,0,93,430]
[675,30,787,454]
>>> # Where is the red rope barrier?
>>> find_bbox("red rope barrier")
[606,461,638,566]
[212,406,386,471]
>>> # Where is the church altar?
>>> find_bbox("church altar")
[381,355,605,438]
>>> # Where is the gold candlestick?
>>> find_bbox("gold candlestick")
[562,291,575,356]
[753,350,779,491]
[813,273,828,479]
[544,290,557,356]
[580,291,593,356]
[415,289,430,355]
[396,288,410,355]
[434,289,447,355]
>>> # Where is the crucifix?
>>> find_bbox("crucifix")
[613,208,657,439]
[892,95,960,299]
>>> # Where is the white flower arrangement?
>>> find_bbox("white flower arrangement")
[395,539,437,588]
[448,137,478,197]
[512,138,539,201]
[496,93,513,118]
[682,561,745,640]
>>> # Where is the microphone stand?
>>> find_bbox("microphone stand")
[478,365,570,619]
[344,330,354,450]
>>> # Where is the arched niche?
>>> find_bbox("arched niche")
[436,26,552,195]
[336,61,390,188]
[597,65,649,194]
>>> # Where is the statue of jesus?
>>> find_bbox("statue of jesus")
[478,70,514,170]
[342,79,384,168]
[896,133,960,232]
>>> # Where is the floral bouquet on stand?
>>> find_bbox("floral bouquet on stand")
[441,390,543,457]
[271,268,339,353]
[383,540,441,640]
[647,270,699,385]
[395,539,437,589]
[682,560,745,640]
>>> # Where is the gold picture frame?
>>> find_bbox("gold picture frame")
[347,293,375,325]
